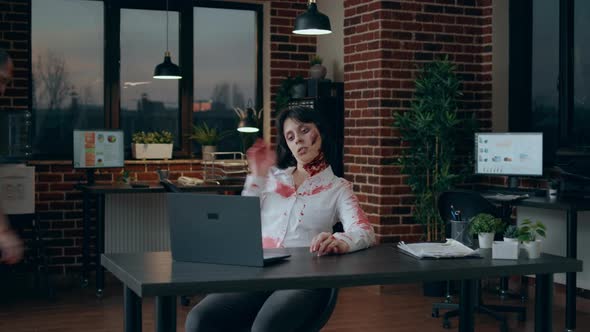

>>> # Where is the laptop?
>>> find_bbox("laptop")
[167,193,290,267]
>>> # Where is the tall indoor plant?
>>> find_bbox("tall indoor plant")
[395,57,476,242]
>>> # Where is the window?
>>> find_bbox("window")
[30,0,263,158]
[32,0,104,158]
[193,5,261,154]
[120,8,180,146]
[512,0,590,163]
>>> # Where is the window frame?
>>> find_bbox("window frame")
[30,0,264,159]
[509,0,577,160]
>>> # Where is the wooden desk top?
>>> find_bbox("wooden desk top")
[101,245,582,297]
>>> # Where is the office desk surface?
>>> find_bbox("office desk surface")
[77,183,244,194]
[101,245,582,298]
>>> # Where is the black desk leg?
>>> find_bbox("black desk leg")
[535,274,553,332]
[156,296,177,332]
[124,286,142,332]
[96,194,105,298]
[459,279,475,332]
[566,208,577,332]
[82,192,90,288]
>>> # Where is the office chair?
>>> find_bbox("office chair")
[431,190,526,331]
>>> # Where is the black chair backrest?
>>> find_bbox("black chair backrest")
[437,190,500,222]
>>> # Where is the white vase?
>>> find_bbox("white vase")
[478,232,494,249]
[131,143,173,160]
[202,145,217,161]
[503,237,519,243]
[523,240,542,259]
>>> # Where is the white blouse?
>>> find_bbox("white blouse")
[242,166,376,253]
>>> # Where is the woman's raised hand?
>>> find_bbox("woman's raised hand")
[246,139,276,177]
[310,232,350,256]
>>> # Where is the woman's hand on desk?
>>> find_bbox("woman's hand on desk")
[310,232,350,256]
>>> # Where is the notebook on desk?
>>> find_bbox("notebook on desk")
[166,193,290,267]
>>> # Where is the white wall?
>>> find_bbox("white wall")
[517,207,590,290]
[316,0,344,82]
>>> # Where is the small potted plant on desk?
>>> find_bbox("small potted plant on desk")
[189,123,228,161]
[469,213,504,249]
[131,130,174,159]
[503,225,520,242]
[518,219,547,259]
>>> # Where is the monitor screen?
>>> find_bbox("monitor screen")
[475,132,543,176]
[73,129,124,169]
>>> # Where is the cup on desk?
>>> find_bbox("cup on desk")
[548,188,558,200]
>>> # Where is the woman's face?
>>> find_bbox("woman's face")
[283,118,322,165]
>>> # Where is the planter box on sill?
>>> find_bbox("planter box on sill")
[131,143,173,160]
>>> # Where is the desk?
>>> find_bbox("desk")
[78,184,243,297]
[484,193,590,332]
[102,245,582,332]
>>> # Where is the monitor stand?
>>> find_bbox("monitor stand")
[507,176,519,189]
[86,169,96,186]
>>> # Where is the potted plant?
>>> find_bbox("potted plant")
[274,75,306,112]
[131,130,173,159]
[189,123,228,161]
[469,213,504,249]
[503,225,520,242]
[518,219,546,259]
[395,57,477,242]
[309,55,327,80]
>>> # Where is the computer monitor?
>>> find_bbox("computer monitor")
[475,132,543,188]
[73,129,124,185]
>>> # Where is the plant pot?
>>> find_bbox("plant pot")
[202,145,217,161]
[478,232,494,249]
[290,83,306,98]
[131,143,173,160]
[309,64,327,80]
[523,240,542,259]
[503,237,519,243]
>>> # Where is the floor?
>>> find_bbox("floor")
[0,280,589,332]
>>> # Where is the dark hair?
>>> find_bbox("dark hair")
[276,106,335,169]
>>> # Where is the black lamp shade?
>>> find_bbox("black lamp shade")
[293,2,332,35]
[237,116,259,133]
[154,51,181,79]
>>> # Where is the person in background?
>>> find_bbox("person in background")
[185,106,376,332]
[0,50,23,265]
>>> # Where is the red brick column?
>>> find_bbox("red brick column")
[343,0,493,243]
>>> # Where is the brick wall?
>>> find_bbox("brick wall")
[342,0,494,243]
[0,0,29,110]
[269,0,317,141]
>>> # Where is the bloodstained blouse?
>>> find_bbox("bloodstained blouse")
[242,166,376,252]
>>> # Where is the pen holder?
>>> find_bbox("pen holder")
[450,220,472,247]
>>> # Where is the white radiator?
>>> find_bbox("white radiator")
[104,193,170,253]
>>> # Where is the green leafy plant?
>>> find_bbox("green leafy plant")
[189,122,229,146]
[274,75,305,112]
[503,225,520,239]
[517,219,546,242]
[132,130,173,144]
[395,57,478,242]
[469,213,504,235]
[309,55,323,66]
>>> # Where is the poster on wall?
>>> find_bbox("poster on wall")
[0,164,35,215]
[72,130,124,169]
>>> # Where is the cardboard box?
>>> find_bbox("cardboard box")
[0,164,35,214]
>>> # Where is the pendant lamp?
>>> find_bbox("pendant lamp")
[154,0,181,79]
[293,0,332,35]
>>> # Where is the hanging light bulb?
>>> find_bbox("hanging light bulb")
[293,0,332,35]
[154,0,181,79]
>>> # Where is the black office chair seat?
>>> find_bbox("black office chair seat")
[431,190,526,331]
